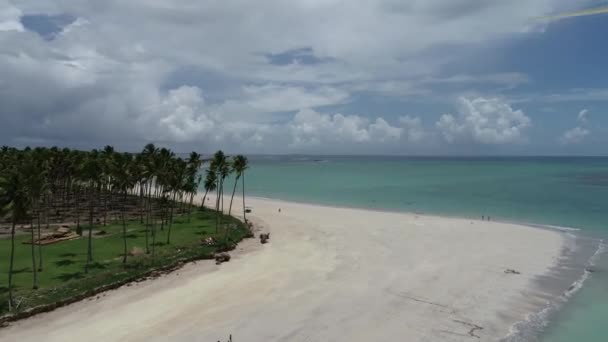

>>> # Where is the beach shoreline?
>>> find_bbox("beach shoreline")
[0,195,583,342]
[245,194,593,236]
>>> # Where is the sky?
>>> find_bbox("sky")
[1,0,607,155]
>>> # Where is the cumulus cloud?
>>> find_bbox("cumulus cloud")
[128,86,409,153]
[560,109,591,145]
[288,109,401,148]
[560,127,590,145]
[136,86,280,149]
[0,1,572,153]
[436,97,531,144]
[399,116,427,143]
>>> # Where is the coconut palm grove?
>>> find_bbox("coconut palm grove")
[0,144,249,317]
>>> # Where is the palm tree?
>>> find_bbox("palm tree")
[141,143,157,254]
[219,160,230,213]
[37,155,55,272]
[166,158,186,244]
[201,169,217,209]
[82,150,101,273]
[100,145,115,226]
[240,156,249,223]
[112,153,134,264]
[228,155,248,217]
[0,165,30,310]
[0,145,247,286]
[22,152,44,289]
[211,151,228,233]
[150,147,174,260]
[186,152,202,222]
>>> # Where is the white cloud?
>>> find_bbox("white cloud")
[399,116,426,143]
[577,109,588,123]
[131,86,409,152]
[370,118,403,142]
[288,108,402,147]
[242,84,349,112]
[423,72,530,88]
[559,109,591,145]
[60,17,89,35]
[0,1,577,153]
[138,86,278,147]
[560,127,590,145]
[0,2,24,32]
[436,97,531,144]
[512,89,608,103]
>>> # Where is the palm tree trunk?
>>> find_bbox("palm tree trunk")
[75,186,81,235]
[181,193,187,214]
[201,189,209,209]
[215,178,220,210]
[215,186,220,234]
[166,192,176,244]
[188,192,194,222]
[242,171,247,223]
[8,218,16,311]
[160,198,166,232]
[220,180,224,213]
[228,175,239,216]
[85,188,94,273]
[30,218,38,289]
[151,210,157,264]
[37,212,43,271]
[45,199,50,235]
[218,179,224,233]
[122,192,128,264]
[144,182,150,254]
[103,182,108,226]
[139,182,145,223]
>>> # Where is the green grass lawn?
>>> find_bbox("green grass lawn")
[0,209,250,316]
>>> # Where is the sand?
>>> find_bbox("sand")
[0,195,566,342]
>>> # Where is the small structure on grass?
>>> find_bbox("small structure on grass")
[23,226,79,246]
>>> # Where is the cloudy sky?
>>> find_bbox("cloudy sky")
[1,0,607,155]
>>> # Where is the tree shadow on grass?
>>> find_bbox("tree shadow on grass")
[54,271,84,282]
[59,252,77,258]
[87,262,107,271]
[55,259,76,267]
[11,267,30,275]
[126,234,139,239]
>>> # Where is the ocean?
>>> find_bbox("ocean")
[229,155,608,341]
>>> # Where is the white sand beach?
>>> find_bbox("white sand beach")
[0,196,565,342]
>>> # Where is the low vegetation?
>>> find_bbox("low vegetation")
[0,210,249,317]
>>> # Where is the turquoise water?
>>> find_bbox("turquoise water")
[238,156,608,341]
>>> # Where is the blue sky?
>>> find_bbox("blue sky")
[0,1,607,155]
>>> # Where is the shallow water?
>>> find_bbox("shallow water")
[214,156,608,341]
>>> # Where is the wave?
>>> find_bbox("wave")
[521,222,582,232]
[502,239,606,341]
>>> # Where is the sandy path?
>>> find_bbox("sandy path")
[0,196,564,341]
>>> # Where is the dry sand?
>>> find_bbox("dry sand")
[0,195,565,341]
